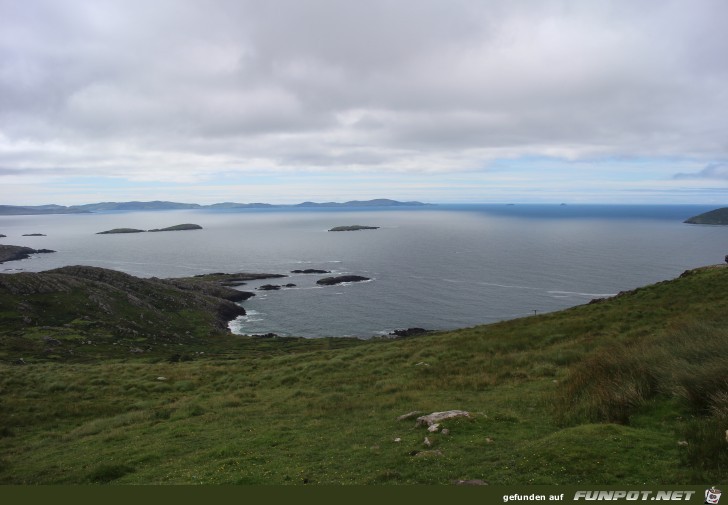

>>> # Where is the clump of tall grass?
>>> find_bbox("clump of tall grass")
[557,321,728,473]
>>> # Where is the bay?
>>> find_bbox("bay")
[0,204,725,337]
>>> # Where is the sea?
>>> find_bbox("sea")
[1,204,726,338]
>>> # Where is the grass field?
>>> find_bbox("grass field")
[1,265,727,484]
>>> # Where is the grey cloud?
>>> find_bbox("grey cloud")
[1,0,728,179]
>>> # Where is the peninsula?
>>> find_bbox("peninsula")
[0,244,55,263]
[684,207,728,225]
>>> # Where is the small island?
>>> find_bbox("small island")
[96,228,145,234]
[316,275,371,286]
[148,223,203,232]
[291,269,331,274]
[22,233,46,237]
[97,224,203,234]
[328,225,379,232]
[0,234,6,238]
[684,208,728,225]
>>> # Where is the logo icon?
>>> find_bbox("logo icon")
[706,488,722,505]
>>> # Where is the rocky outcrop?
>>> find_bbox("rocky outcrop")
[291,269,330,274]
[416,410,471,427]
[0,245,55,264]
[316,275,370,286]
[0,265,246,336]
[22,233,46,236]
[258,284,281,291]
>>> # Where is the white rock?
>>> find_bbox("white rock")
[156,376,167,381]
[394,438,401,443]
[423,437,432,447]
[416,410,471,427]
[427,423,440,433]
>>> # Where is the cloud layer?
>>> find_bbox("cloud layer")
[1,0,727,202]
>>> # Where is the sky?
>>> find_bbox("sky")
[1,0,727,205]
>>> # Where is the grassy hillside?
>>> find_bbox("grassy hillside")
[1,266,727,484]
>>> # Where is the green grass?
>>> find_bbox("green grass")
[1,265,727,484]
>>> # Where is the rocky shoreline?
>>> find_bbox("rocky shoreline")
[0,244,55,264]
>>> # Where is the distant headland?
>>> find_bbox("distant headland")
[684,207,728,225]
[0,199,433,216]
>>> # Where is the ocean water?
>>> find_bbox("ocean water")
[0,204,726,337]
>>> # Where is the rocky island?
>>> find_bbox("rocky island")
[22,233,46,236]
[148,223,203,232]
[291,269,331,274]
[97,224,203,234]
[684,207,728,225]
[316,275,371,286]
[0,244,55,264]
[96,228,145,234]
[328,225,379,232]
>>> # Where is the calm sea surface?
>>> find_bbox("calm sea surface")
[1,204,726,337]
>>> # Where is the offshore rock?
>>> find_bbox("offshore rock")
[316,275,370,286]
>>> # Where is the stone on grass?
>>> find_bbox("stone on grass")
[397,411,423,421]
[427,423,440,433]
[454,479,487,486]
[423,437,432,447]
[416,410,471,427]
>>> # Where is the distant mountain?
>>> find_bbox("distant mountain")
[0,205,89,215]
[70,201,202,212]
[0,199,433,215]
[684,207,728,225]
[206,202,275,209]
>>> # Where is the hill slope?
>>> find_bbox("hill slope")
[0,265,727,484]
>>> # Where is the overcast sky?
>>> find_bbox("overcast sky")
[1,0,727,205]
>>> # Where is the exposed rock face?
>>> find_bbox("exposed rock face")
[328,225,379,232]
[291,269,331,274]
[316,275,370,286]
[0,245,56,264]
[416,410,471,427]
